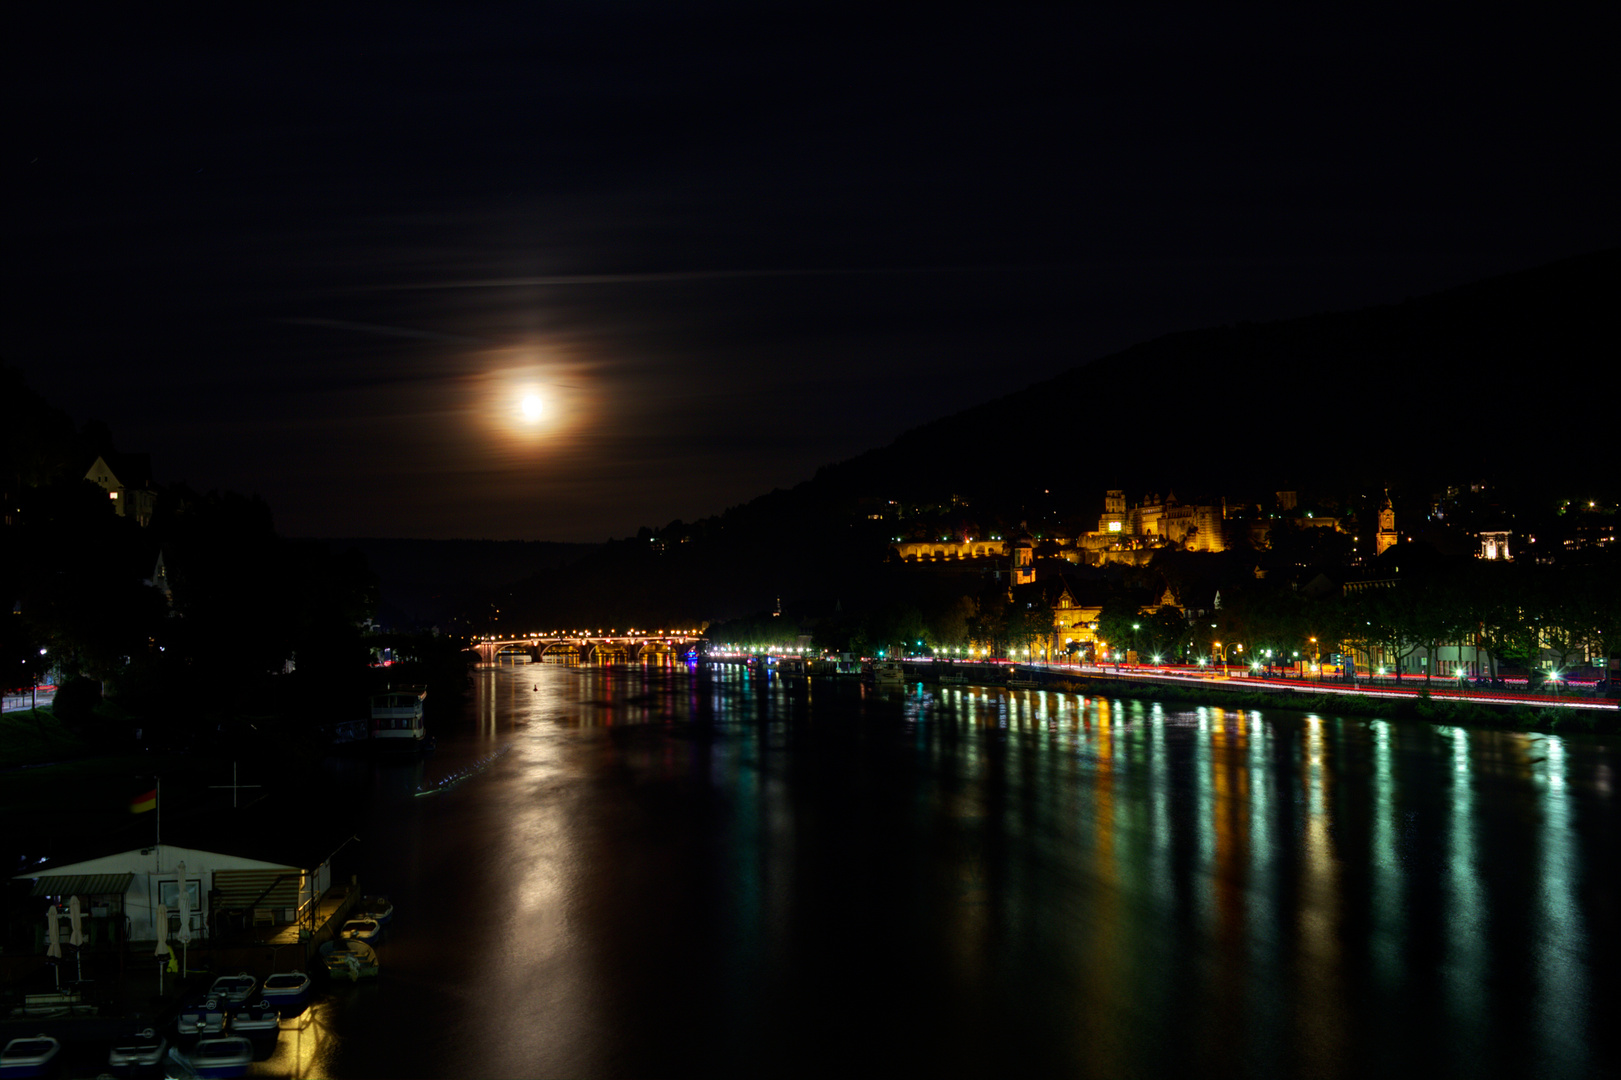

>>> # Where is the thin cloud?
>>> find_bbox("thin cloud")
[282,317,492,343]
[360,265,1045,292]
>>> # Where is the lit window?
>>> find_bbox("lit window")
[109,491,119,499]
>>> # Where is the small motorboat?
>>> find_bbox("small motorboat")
[175,1035,254,1079]
[107,1028,167,1075]
[1006,667,1040,689]
[869,660,905,689]
[228,998,281,1038]
[340,916,382,942]
[259,970,313,1012]
[354,895,394,925]
[0,1035,60,1078]
[208,971,257,1005]
[322,938,379,981]
[177,995,227,1035]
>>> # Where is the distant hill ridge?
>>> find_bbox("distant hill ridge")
[319,537,598,630]
[812,246,1618,512]
[361,248,1621,629]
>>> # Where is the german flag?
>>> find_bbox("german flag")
[129,788,157,814]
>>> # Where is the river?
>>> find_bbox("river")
[262,661,1617,1078]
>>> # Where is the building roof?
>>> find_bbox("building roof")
[84,450,154,490]
[13,844,303,882]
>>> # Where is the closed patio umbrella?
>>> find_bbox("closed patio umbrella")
[176,862,192,976]
[68,895,84,981]
[155,903,169,994]
[45,903,61,990]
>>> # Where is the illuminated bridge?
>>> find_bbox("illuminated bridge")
[472,631,703,665]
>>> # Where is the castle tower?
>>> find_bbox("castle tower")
[1376,491,1398,556]
[1100,490,1126,534]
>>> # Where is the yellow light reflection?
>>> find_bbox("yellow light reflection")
[1297,716,1347,1074]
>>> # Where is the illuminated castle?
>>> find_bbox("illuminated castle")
[1092,489,1227,554]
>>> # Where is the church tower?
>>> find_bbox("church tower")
[1376,491,1398,556]
[1012,535,1035,585]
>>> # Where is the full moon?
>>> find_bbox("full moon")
[520,395,544,421]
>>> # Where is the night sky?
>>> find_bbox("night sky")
[6,7,1615,541]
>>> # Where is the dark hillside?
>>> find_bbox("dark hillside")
[495,249,1618,630]
[815,247,1618,514]
[327,538,599,630]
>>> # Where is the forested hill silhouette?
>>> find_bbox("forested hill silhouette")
[493,248,1617,630]
[812,246,1617,512]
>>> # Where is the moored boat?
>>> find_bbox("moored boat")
[340,916,382,942]
[0,1035,59,1078]
[321,938,379,981]
[1007,667,1039,689]
[207,972,257,1005]
[177,995,227,1036]
[370,687,428,750]
[816,653,862,676]
[354,895,394,925]
[259,971,312,1012]
[870,660,905,689]
[176,1035,254,1079]
[228,999,281,1038]
[107,1028,167,1075]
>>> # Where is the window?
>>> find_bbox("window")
[159,879,202,913]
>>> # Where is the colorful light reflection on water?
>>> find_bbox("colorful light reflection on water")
[285,664,1615,1079]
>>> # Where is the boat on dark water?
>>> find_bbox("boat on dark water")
[0,1035,59,1078]
[321,938,380,981]
[868,660,905,689]
[176,995,227,1036]
[174,1035,253,1078]
[228,998,281,1039]
[370,688,428,751]
[353,895,394,925]
[207,972,257,1005]
[340,916,383,942]
[106,1028,167,1076]
[259,971,312,1012]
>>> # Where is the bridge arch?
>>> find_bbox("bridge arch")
[475,633,703,666]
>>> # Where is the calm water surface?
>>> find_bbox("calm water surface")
[264,663,1618,1078]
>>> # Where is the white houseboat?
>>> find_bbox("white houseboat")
[370,688,427,750]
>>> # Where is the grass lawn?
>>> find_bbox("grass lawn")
[1,709,240,861]
[0,708,88,769]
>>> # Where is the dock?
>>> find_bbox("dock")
[0,881,362,1043]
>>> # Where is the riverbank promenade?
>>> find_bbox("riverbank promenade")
[906,658,1619,712]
